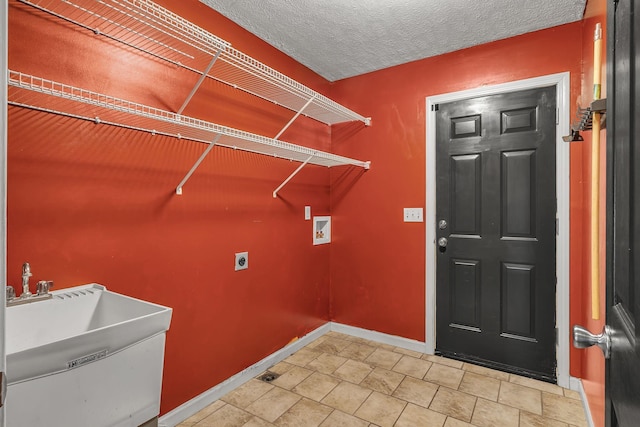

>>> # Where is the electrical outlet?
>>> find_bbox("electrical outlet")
[235,252,248,271]
[404,208,424,222]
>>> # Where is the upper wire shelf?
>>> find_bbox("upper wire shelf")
[15,0,371,126]
[8,70,370,193]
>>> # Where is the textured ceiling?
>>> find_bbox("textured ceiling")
[200,0,587,82]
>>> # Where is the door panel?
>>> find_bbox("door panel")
[435,87,557,381]
[606,0,640,425]
[502,150,536,238]
[451,154,481,236]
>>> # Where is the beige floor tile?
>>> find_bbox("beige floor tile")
[177,333,588,427]
[377,343,397,351]
[197,404,253,426]
[285,348,322,367]
[222,379,274,409]
[395,403,446,427]
[392,355,432,379]
[364,348,403,370]
[422,355,465,369]
[349,337,393,350]
[305,335,329,349]
[354,392,407,427]
[425,363,465,389]
[429,387,477,422]
[443,418,478,427]
[292,372,341,402]
[181,400,226,424]
[470,398,519,427]
[338,343,377,361]
[314,337,352,355]
[243,417,276,427]
[360,367,405,395]
[563,389,581,400]
[497,380,542,415]
[333,359,374,383]
[462,363,510,381]
[509,375,564,395]
[321,381,372,414]
[274,398,333,427]
[542,392,588,425]
[458,372,501,401]
[307,353,349,374]
[319,410,369,427]
[392,376,439,408]
[393,347,425,359]
[519,411,569,427]
[272,366,314,390]
[245,388,301,422]
[269,361,296,375]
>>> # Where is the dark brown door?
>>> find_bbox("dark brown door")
[435,87,557,381]
[605,0,640,424]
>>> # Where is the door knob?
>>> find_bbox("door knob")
[438,237,448,247]
[573,324,612,359]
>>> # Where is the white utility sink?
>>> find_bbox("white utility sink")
[5,283,172,427]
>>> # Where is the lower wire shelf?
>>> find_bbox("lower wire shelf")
[7,70,371,195]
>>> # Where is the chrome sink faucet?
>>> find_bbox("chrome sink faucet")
[6,262,53,306]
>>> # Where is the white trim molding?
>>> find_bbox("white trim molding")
[571,377,596,427]
[425,72,571,388]
[330,322,426,353]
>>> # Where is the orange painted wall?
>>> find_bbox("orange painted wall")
[7,0,608,420]
[7,0,339,414]
[329,22,585,343]
[578,1,607,426]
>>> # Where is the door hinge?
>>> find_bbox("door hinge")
[432,104,439,112]
[555,328,559,346]
[556,108,560,125]
[0,371,6,408]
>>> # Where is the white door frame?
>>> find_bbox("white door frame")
[1,0,8,424]
[425,72,571,388]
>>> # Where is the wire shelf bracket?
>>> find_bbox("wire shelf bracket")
[273,155,313,199]
[177,47,223,115]
[176,134,221,195]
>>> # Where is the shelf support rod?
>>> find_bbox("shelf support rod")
[176,134,222,195]
[177,47,224,115]
[273,155,314,198]
[274,96,316,140]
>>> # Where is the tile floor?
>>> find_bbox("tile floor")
[177,332,588,427]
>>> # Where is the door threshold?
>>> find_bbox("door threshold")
[435,349,557,384]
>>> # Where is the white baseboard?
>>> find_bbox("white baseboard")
[330,322,428,354]
[570,376,596,427]
[158,322,330,427]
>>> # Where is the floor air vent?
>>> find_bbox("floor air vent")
[257,371,280,383]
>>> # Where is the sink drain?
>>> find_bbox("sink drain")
[257,371,280,383]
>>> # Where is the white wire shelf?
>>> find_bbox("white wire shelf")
[8,71,371,195]
[15,0,371,127]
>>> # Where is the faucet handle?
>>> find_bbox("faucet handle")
[22,262,32,278]
[36,281,53,296]
[6,286,15,301]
